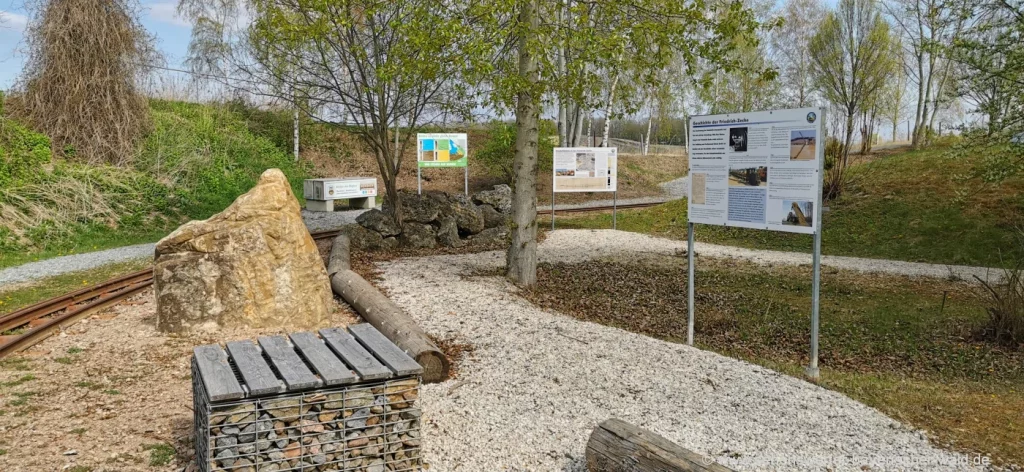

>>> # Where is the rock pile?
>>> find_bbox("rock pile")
[206,379,422,472]
[348,185,512,250]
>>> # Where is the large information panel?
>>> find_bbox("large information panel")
[553,147,617,192]
[417,133,468,168]
[687,108,823,234]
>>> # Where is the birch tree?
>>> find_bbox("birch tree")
[473,0,766,286]
[772,0,827,107]
[809,0,898,198]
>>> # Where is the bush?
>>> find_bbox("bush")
[976,231,1024,348]
[822,136,847,202]
[475,120,555,186]
[0,114,52,188]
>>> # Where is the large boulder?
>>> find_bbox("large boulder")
[356,209,400,236]
[154,169,332,333]
[399,222,437,248]
[472,184,512,214]
[435,217,463,248]
[449,195,485,235]
[478,204,509,229]
[385,191,441,223]
[468,226,510,246]
[344,224,399,251]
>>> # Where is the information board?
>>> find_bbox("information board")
[323,178,376,200]
[687,108,823,234]
[417,133,468,168]
[552,147,617,192]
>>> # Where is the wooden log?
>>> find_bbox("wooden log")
[327,234,450,382]
[585,419,735,472]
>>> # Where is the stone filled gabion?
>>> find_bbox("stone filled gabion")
[193,360,422,472]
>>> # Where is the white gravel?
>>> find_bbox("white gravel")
[380,229,985,471]
[0,208,373,287]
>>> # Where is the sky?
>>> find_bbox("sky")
[0,0,194,90]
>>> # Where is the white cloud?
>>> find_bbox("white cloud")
[148,2,191,28]
[0,10,29,31]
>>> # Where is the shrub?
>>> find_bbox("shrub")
[475,120,555,186]
[0,115,52,188]
[975,231,1024,348]
[822,136,848,202]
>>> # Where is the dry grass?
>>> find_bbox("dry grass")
[12,0,155,165]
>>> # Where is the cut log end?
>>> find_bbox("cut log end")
[416,351,450,383]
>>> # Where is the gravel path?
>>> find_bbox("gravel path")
[538,175,689,212]
[380,229,982,471]
[0,208,373,287]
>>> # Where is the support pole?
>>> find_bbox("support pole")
[806,218,822,380]
[417,167,422,195]
[613,191,617,229]
[687,222,695,346]
[551,185,556,231]
[464,166,469,196]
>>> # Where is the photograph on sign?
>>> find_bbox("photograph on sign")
[552,147,617,192]
[687,107,823,234]
[417,133,468,168]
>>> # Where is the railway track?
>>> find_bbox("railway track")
[0,200,666,357]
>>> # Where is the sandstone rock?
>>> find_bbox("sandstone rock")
[472,184,512,213]
[478,204,509,229]
[355,209,400,236]
[399,223,436,248]
[452,201,484,235]
[154,169,332,332]
[435,217,462,248]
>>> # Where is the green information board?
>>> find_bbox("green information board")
[417,133,468,168]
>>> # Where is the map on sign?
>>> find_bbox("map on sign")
[417,133,468,168]
[552,147,617,192]
[687,107,823,235]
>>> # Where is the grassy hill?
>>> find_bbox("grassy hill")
[555,145,1024,268]
[0,99,310,269]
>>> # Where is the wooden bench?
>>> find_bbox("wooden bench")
[192,323,424,472]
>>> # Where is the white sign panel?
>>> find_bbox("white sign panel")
[324,178,376,200]
[553,147,617,192]
[687,108,823,234]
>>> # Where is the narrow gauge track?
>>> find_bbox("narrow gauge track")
[0,201,665,357]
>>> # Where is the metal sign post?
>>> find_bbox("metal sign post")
[551,185,556,230]
[687,222,695,346]
[613,191,618,229]
[684,107,825,380]
[417,167,422,194]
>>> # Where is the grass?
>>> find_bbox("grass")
[551,146,1023,267]
[0,99,311,268]
[143,443,175,467]
[74,381,102,390]
[0,375,35,388]
[53,357,74,365]
[102,389,120,395]
[0,259,151,318]
[552,148,1023,268]
[66,347,83,354]
[519,255,1023,466]
[70,428,87,435]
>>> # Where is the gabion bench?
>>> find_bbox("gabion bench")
[192,323,424,472]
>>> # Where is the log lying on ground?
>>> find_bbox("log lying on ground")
[586,419,736,472]
[328,234,450,382]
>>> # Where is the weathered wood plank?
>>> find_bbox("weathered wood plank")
[585,419,735,472]
[288,331,358,386]
[193,344,245,402]
[348,323,423,376]
[318,327,392,381]
[257,335,320,391]
[225,340,283,396]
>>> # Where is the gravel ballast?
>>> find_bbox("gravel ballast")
[379,230,983,471]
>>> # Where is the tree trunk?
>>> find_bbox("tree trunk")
[556,0,567,147]
[585,419,735,472]
[601,72,620,147]
[506,0,540,287]
[327,235,449,382]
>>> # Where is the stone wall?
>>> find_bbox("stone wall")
[348,185,512,250]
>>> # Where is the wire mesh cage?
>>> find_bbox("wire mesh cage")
[191,324,425,472]
[193,359,422,472]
